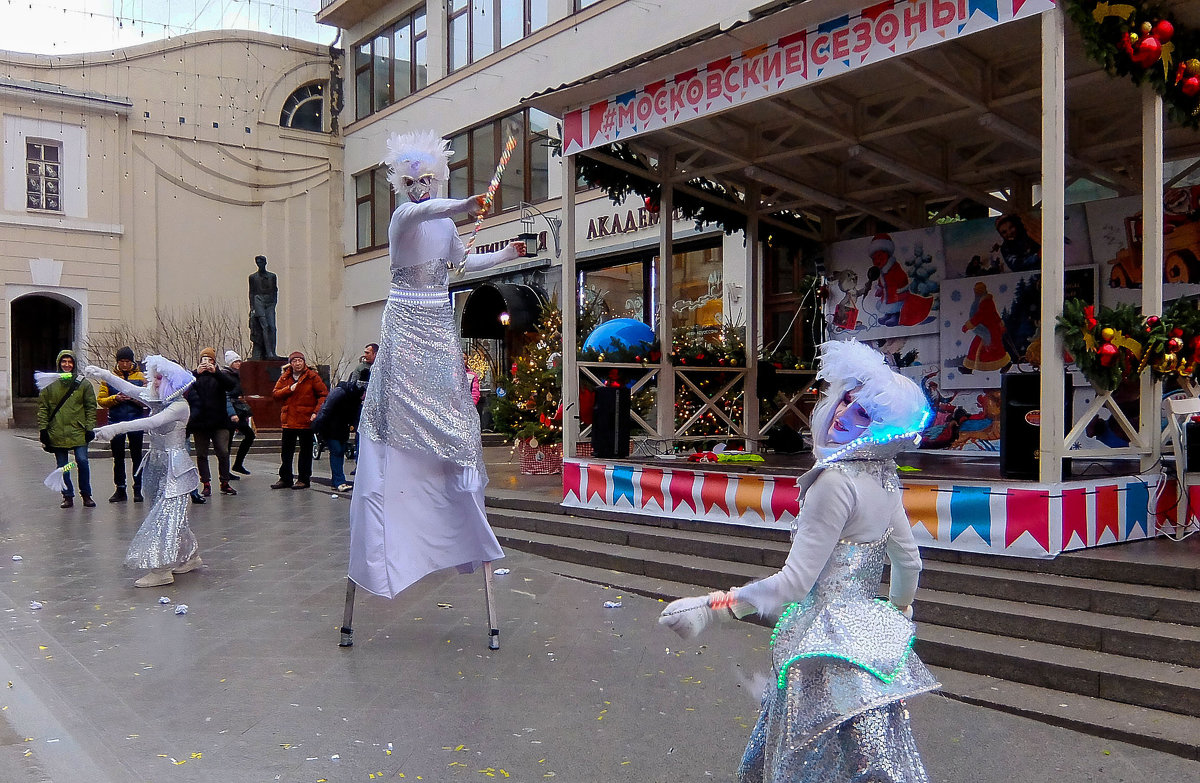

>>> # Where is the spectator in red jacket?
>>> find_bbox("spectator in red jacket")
[270,351,328,490]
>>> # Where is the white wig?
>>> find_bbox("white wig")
[383,130,452,194]
[142,355,194,402]
[810,340,931,463]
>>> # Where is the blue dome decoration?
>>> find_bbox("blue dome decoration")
[582,318,656,354]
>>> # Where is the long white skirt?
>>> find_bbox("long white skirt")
[348,436,504,598]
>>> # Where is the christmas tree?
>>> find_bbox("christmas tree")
[491,302,563,445]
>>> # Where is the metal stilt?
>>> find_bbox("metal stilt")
[483,561,499,650]
[339,577,356,647]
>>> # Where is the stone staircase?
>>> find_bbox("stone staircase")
[484,491,1200,761]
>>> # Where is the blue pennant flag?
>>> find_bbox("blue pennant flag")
[612,465,636,506]
[949,486,992,545]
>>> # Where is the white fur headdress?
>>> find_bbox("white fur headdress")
[142,355,194,402]
[810,340,930,463]
[383,130,452,194]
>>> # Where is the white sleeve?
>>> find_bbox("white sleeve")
[87,366,142,398]
[734,471,855,615]
[462,243,521,273]
[885,501,923,607]
[388,198,474,235]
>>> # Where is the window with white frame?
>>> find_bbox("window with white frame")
[446,109,554,216]
[447,0,549,72]
[26,140,61,212]
[354,8,428,121]
[354,166,395,252]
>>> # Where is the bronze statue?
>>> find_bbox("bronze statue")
[248,255,279,360]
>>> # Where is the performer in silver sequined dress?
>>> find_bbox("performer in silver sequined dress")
[87,357,203,588]
[660,341,938,783]
[347,130,524,600]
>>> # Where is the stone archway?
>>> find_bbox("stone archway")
[11,294,75,426]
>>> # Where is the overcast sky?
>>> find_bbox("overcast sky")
[0,0,336,55]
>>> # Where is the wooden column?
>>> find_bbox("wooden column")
[744,186,761,451]
[1039,6,1067,483]
[1141,89,1165,469]
[656,152,676,443]
[562,153,579,457]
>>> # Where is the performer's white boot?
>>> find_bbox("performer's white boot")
[135,569,174,587]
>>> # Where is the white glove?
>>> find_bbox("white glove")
[658,595,717,639]
[82,364,107,380]
[93,424,119,442]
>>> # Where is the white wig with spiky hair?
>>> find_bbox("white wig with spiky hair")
[383,130,452,194]
[810,339,931,463]
[142,355,195,403]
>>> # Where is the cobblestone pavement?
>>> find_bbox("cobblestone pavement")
[0,432,1197,782]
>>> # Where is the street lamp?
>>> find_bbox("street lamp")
[519,201,562,258]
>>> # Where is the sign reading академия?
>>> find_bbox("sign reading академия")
[562,0,1056,155]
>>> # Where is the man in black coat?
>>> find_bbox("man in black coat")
[313,379,365,493]
[185,347,237,498]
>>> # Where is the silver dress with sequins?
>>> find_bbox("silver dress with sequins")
[738,534,938,783]
[348,203,505,598]
[124,398,200,570]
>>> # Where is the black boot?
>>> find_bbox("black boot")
[108,487,127,503]
[133,487,144,503]
[232,463,251,475]
[190,490,206,505]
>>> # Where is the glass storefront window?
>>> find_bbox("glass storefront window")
[581,260,647,331]
[669,244,722,332]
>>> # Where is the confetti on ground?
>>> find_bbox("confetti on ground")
[174,605,188,615]
[12,555,21,561]
[602,601,622,609]
[492,568,510,575]
[29,601,43,610]
[158,597,171,605]
[436,603,453,609]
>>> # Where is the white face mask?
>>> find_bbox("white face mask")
[402,174,436,203]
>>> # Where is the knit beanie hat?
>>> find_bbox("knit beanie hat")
[116,346,135,362]
[225,350,241,365]
[200,347,217,362]
[288,350,305,361]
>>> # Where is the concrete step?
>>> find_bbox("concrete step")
[487,502,1200,627]
[915,588,1200,669]
[915,623,1200,719]
[932,668,1200,762]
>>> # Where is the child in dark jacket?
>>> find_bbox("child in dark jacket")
[313,379,366,492]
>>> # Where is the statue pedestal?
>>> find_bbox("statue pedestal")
[239,359,285,430]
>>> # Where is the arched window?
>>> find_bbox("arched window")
[280,82,325,132]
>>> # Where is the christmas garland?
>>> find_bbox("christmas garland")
[1065,0,1200,128]
[669,325,747,367]
[1056,299,1148,391]
[1144,298,1200,380]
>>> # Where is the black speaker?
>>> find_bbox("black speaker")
[591,385,631,458]
[999,372,1072,480]
[1186,420,1200,473]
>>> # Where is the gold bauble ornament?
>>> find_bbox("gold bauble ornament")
[1100,327,1116,342]
[1140,21,1153,36]
[1160,353,1179,372]
[1129,32,1140,46]
[1188,58,1200,77]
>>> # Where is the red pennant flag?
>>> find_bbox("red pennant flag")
[562,109,584,154]
[669,470,697,513]
[585,463,608,503]
[587,100,609,145]
[1061,487,1088,548]
[1095,484,1120,543]
[1005,489,1050,552]
[641,467,666,510]
[770,479,800,520]
[701,472,731,515]
[1154,478,1179,530]
[563,461,582,502]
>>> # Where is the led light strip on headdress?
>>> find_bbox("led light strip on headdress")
[814,409,932,468]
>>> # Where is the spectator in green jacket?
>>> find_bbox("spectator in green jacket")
[36,349,98,508]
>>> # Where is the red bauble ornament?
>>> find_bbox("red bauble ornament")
[511,363,519,376]
[1168,337,1184,352]
[644,196,660,214]
[1146,315,1161,327]
[1153,20,1175,44]
[1171,328,1184,338]
[1134,37,1162,68]
[1183,77,1200,98]
[1097,342,1119,366]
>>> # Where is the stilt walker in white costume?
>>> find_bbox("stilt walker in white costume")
[83,357,204,588]
[342,130,525,648]
[660,341,939,783]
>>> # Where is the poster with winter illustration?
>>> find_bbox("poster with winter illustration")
[862,333,940,381]
[916,384,1003,451]
[1085,192,1200,306]
[941,207,1093,280]
[824,227,943,340]
[940,267,1095,390]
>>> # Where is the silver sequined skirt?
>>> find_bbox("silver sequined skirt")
[124,449,198,570]
[358,287,486,483]
[739,538,938,782]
